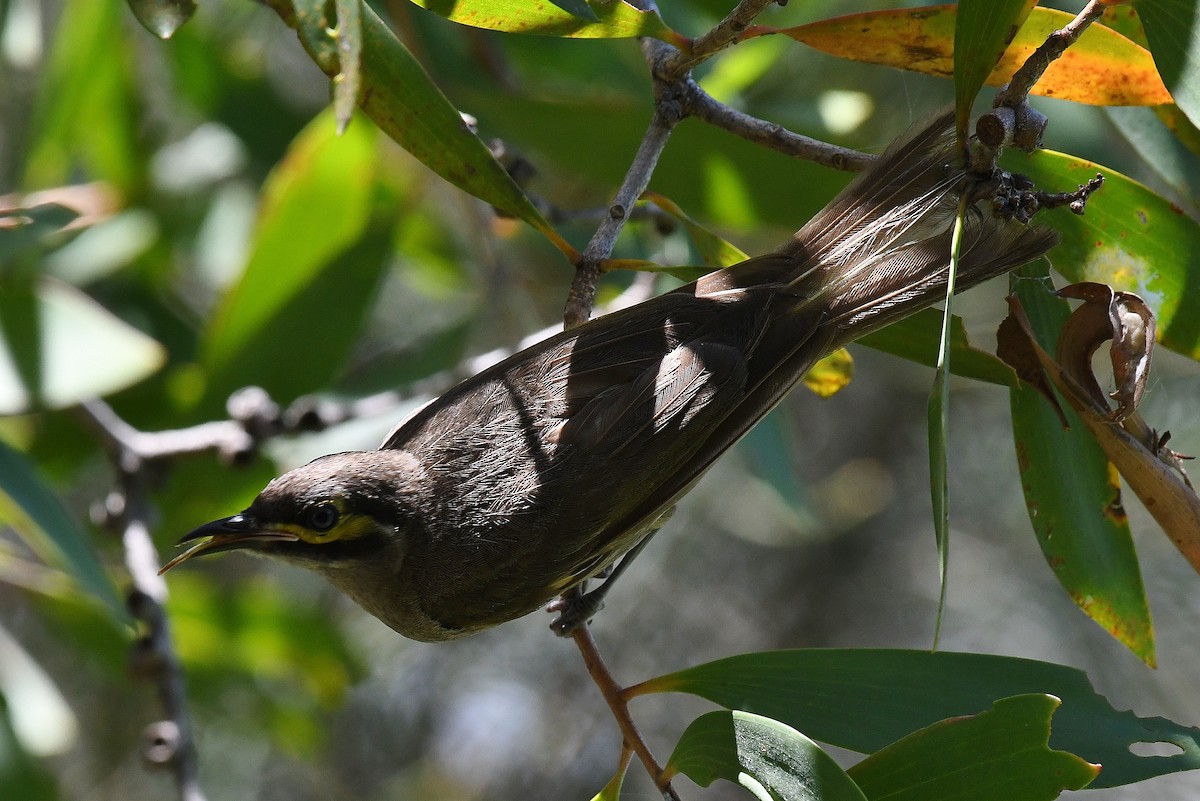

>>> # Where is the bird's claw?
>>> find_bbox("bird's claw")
[547,593,605,636]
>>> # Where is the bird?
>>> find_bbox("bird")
[161,110,1059,642]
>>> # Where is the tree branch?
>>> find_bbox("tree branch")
[684,79,873,171]
[978,0,1109,155]
[563,51,686,327]
[996,0,1109,110]
[572,626,681,801]
[76,400,207,801]
[563,0,797,326]
[661,0,780,78]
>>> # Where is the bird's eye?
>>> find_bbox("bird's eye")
[307,504,340,532]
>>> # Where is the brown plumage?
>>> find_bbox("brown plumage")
[164,111,1058,641]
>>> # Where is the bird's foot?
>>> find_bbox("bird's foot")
[547,589,605,637]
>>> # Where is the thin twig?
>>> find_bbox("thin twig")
[974,0,1107,159]
[126,518,206,801]
[684,79,874,172]
[564,70,684,327]
[995,0,1108,109]
[562,0,781,326]
[89,407,253,463]
[76,400,207,801]
[661,0,779,78]
[572,626,681,801]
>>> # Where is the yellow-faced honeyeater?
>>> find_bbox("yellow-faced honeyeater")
[163,112,1059,641]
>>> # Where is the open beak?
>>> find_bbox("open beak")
[159,514,299,574]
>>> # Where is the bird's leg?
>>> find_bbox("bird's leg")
[548,508,676,636]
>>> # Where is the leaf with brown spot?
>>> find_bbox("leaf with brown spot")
[1004,282,1200,583]
[1002,270,1153,665]
[1055,282,1156,422]
[764,5,1171,106]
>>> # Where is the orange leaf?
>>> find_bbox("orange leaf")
[768,5,1170,106]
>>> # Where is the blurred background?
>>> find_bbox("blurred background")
[2,0,1199,799]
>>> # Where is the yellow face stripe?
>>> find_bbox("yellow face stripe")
[278,512,378,545]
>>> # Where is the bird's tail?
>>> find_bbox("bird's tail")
[682,109,1059,472]
[778,110,1059,343]
[595,112,1062,547]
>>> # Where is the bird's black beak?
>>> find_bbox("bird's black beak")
[159,514,299,574]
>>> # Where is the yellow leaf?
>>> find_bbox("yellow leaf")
[771,5,1170,106]
[802,348,854,398]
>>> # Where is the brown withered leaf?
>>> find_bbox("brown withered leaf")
[996,312,1068,427]
[1056,282,1155,423]
[1000,284,1200,575]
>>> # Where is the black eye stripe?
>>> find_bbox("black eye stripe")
[308,504,340,532]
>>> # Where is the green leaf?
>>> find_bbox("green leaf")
[199,111,390,409]
[332,0,363,134]
[1008,266,1154,665]
[926,397,953,585]
[1134,0,1200,126]
[409,0,685,45]
[926,196,969,649]
[848,695,1098,800]
[281,0,573,256]
[0,204,80,263]
[667,710,868,801]
[634,649,1200,788]
[0,279,166,413]
[1104,106,1200,210]
[588,765,626,801]
[641,191,749,268]
[166,571,363,753]
[26,0,142,192]
[125,0,196,39]
[924,417,948,616]
[0,440,125,621]
[548,0,598,23]
[1012,149,1200,362]
[854,309,1017,386]
[954,0,1037,139]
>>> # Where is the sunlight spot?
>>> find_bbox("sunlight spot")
[818,90,874,135]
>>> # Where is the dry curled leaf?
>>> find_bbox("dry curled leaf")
[999,284,1200,574]
[1055,282,1154,423]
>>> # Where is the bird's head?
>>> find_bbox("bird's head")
[161,450,426,574]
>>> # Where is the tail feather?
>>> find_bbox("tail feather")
[528,110,1061,591]
[669,109,1058,512]
[776,110,1058,341]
